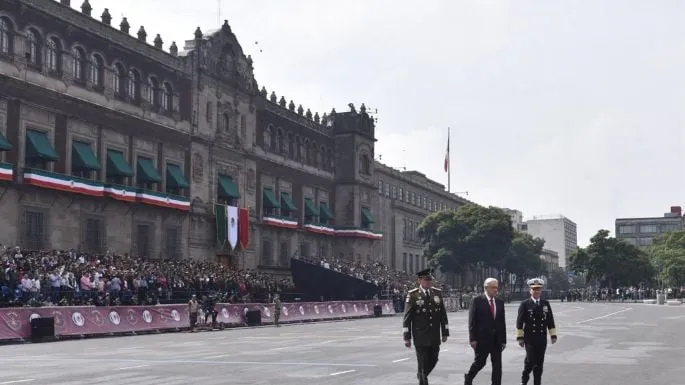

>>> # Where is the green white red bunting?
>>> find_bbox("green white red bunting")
[0,163,13,181]
[281,222,383,239]
[263,216,299,229]
[22,169,189,211]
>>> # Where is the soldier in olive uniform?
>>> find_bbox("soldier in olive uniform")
[403,269,449,385]
[516,278,557,385]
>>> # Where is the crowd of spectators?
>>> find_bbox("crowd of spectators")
[0,245,294,308]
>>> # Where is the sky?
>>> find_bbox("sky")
[87,0,685,246]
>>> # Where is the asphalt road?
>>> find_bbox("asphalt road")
[0,301,683,384]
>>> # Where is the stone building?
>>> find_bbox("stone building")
[0,0,386,270]
[374,163,470,274]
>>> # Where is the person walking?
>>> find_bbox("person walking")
[516,278,557,385]
[403,269,449,385]
[464,278,506,385]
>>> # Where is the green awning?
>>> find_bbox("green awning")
[361,207,375,224]
[281,192,297,212]
[0,132,11,151]
[263,188,280,208]
[72,141,101,171]
[218,175,240,199]
[26,129,59,161]
[137,158,162,183]
[106,149,133,177]
[320,202,335,220]
[166,164,189,189]
[304,198,318,217]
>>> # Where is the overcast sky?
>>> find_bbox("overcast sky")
[89,0,685,246]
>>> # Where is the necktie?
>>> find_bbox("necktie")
[489,298,495,318]
[426,289,430,297]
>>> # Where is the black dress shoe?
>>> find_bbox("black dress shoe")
[463,373,472,385]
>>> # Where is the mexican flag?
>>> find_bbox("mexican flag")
[215,204,239,249]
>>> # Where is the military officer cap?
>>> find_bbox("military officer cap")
[527,277,545,288]
[417,268,434,280]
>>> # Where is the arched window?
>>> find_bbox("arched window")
[46,37,61,72]
[320,145,327,169]
[223,113,231,132]
[287,132,294,158]
[311,141,318,167]
[89,54,103,86]
[263,126,272,149]
[240,115,246,138]
[25,28,41,65]
[127,70,140,101]
[0,17,13,54]
[147,77,159,105]
[328,148,334,168]
[113,63,126,96]
[277,129,285,154]
[360,153,370,175]
[161,82,173,111]
[71,47,85,80]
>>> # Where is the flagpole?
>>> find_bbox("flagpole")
[447,127,451,193]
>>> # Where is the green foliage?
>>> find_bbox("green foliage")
[569,229,654,288]
[546,269,571,292]
[648,230,685,287]
[418,204,546,283]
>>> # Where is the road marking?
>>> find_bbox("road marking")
[116,365,149,370]
[575,308,633,324]
[555,306,585,315]
[0,380,35,385]
[330,370,356,376]
[392,358,409,363]
[204,354,232,359]
[443,349,449,352]
[0,356,378,368]
[117,346,143,350]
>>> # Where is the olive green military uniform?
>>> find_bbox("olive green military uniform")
[403,285,449,385]
[516,278,557,385]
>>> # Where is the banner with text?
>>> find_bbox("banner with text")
[0,300,393,341]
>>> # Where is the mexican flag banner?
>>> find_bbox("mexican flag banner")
[215,204,239,249]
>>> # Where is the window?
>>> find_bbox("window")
[618,225,635,234]
[661,224,680,232]
[402,218,407,240]
[638,237,653,246]
[0,17,13,54]
[223,113,231,132]
[84,218,103,253]
[261,240,273,266]
[23,210,46,250]
[399,187,404,201]
[378,180,383,193]
[128,70,140,101]
[622,238,637,245]
[148,77,159,105]
[405,190,410,202]
[89,54,104,87]
[26,29,40,65]
[161,82,173,111]
[46,37,61,72]
[300,243,310,258]
[113,63,126,96]
[411,192,415,205]
[384,183,389,197]
[206,102,213,123]
[403,253,408,272]
[279,241,289,267]
[423,196,427,209]
[639,224,657,233]
[409,253,414,273]
[136,224,151,258]
[240,115,246,138]
[165,227,180,259]
[71,47,85,81]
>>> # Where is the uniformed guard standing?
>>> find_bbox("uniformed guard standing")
[273,294,282,327]
[515,278,557,385]
[403,269,449,385]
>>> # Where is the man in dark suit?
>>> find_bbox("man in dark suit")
[464,278,506,385]
[516,278,557,385]
[403,269,449,385]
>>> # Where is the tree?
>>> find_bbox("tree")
[503,231,546,291]
[648,230,685,288]
[417,204,514,280]
[569,229,654,288]
[546,269,571,293]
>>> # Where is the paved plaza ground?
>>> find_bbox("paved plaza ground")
[0,301,684,384]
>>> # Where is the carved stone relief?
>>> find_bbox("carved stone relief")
[303,187,314,197]
[361,190,369,203]
[279,180,292,191]
[192,152,204,183]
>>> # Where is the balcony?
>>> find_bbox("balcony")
[135,188,190,211]
[262,215,298,229]
[0,162,13,181]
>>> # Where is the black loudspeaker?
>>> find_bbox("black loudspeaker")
[373,305,382,317]
[246,310,262,326]
[30,317,55,343]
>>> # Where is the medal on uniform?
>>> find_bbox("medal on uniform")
[417,299,424,306]
[433,296,440,304]
[543,306,548,313]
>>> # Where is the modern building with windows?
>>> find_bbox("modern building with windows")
[522,215,577,268]
[615,206,684,248]
[1,0,447,271]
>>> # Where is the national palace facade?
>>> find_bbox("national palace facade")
[0,0,469,273]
